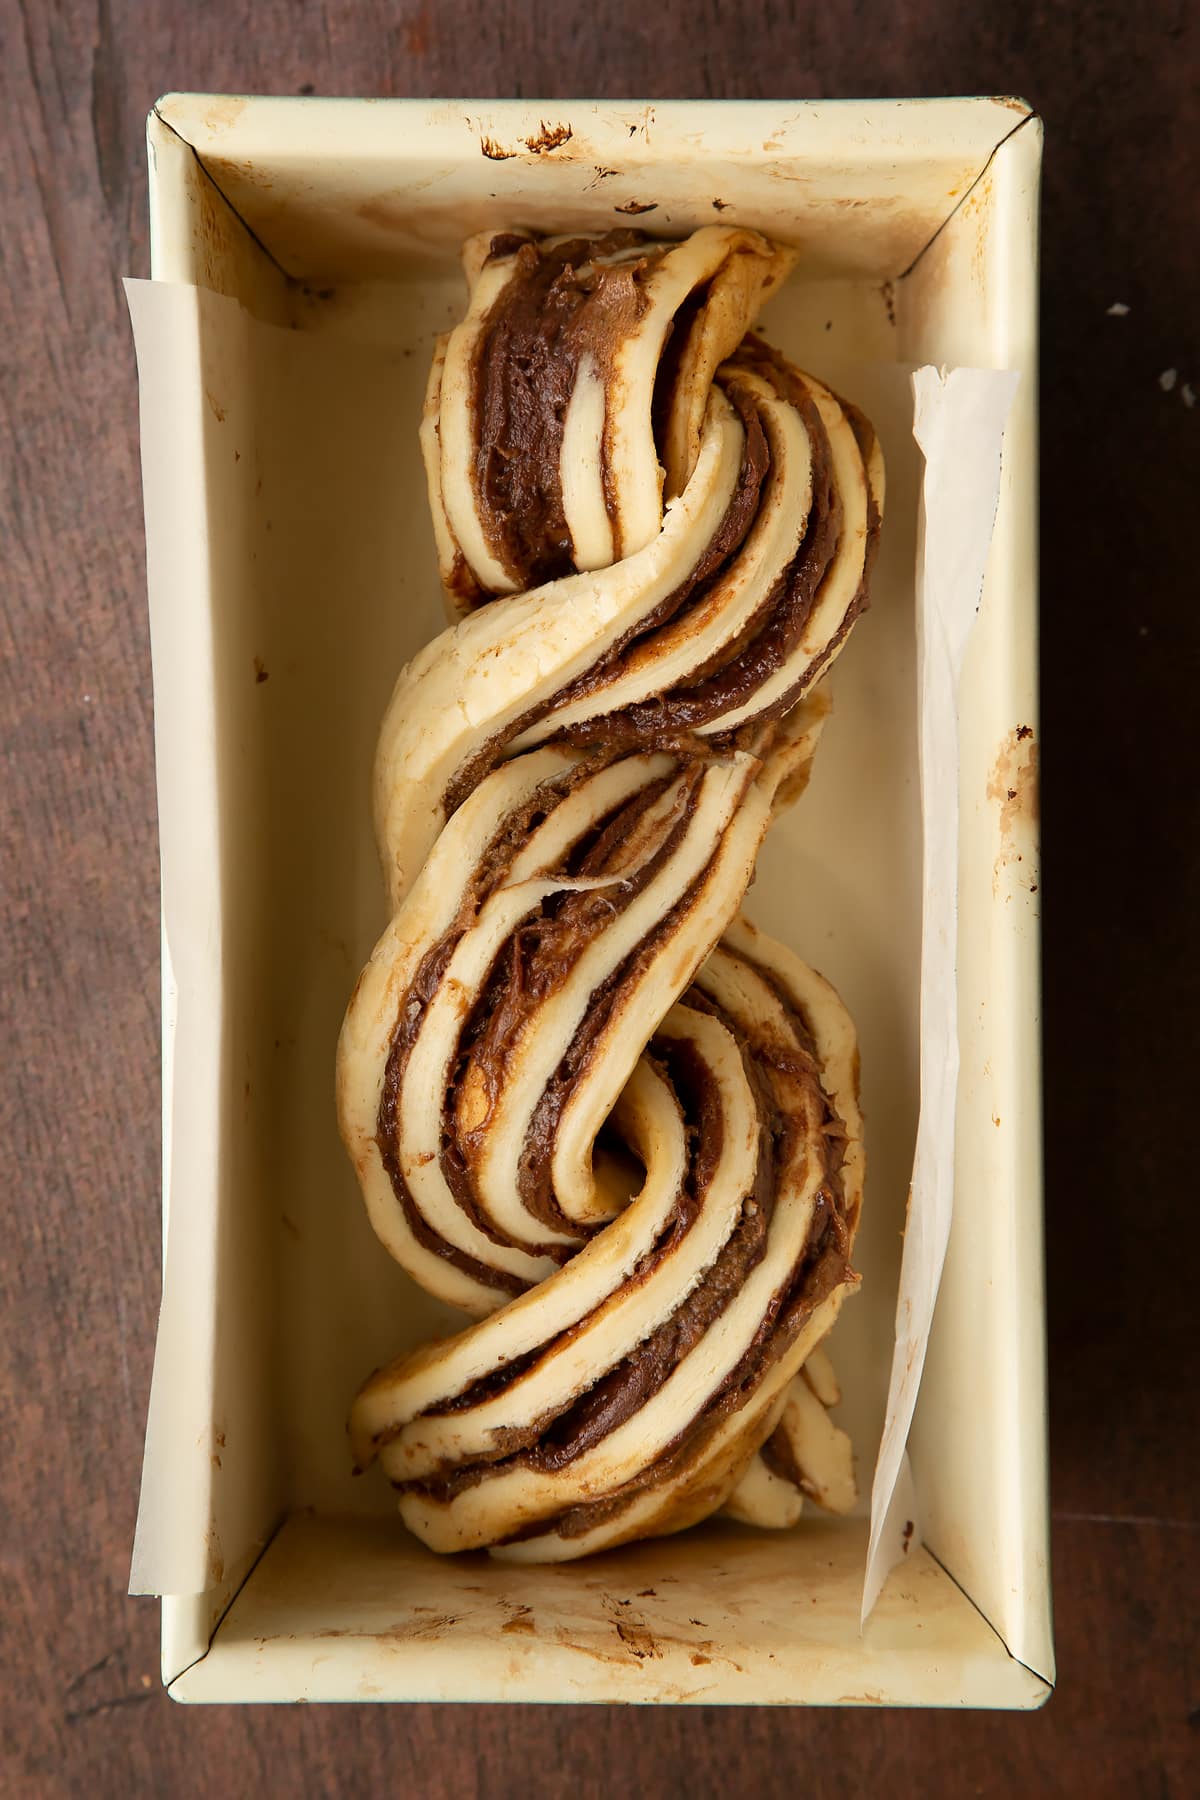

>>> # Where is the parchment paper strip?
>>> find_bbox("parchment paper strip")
[862,365,1020,1622]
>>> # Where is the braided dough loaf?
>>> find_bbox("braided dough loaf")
[338,227,883,1560]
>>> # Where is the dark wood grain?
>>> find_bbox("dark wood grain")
[2,2,1197,1794]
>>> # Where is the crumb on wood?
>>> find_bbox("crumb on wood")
[254,657,269,683]
[1106,301,1130,316]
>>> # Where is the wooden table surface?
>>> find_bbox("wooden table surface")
[3,2,1197,1793]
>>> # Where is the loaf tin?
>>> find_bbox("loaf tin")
[130,95,1048,1705]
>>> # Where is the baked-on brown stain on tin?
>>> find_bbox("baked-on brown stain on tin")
[199,96,249,135]
[522,122,573,155]
[205,1526,224,1586]
[988,727,1040,896]
[481,123,574,160]
[613,1617,662,1660]
[501,1611,536,1635]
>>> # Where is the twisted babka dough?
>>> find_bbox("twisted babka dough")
[338,226,883,1559]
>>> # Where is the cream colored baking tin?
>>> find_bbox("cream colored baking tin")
[133,96,1048,1706]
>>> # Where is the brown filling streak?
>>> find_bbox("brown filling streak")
[471,231,661,590]
[760,1422,820,1500]
[724,943,857,1235]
